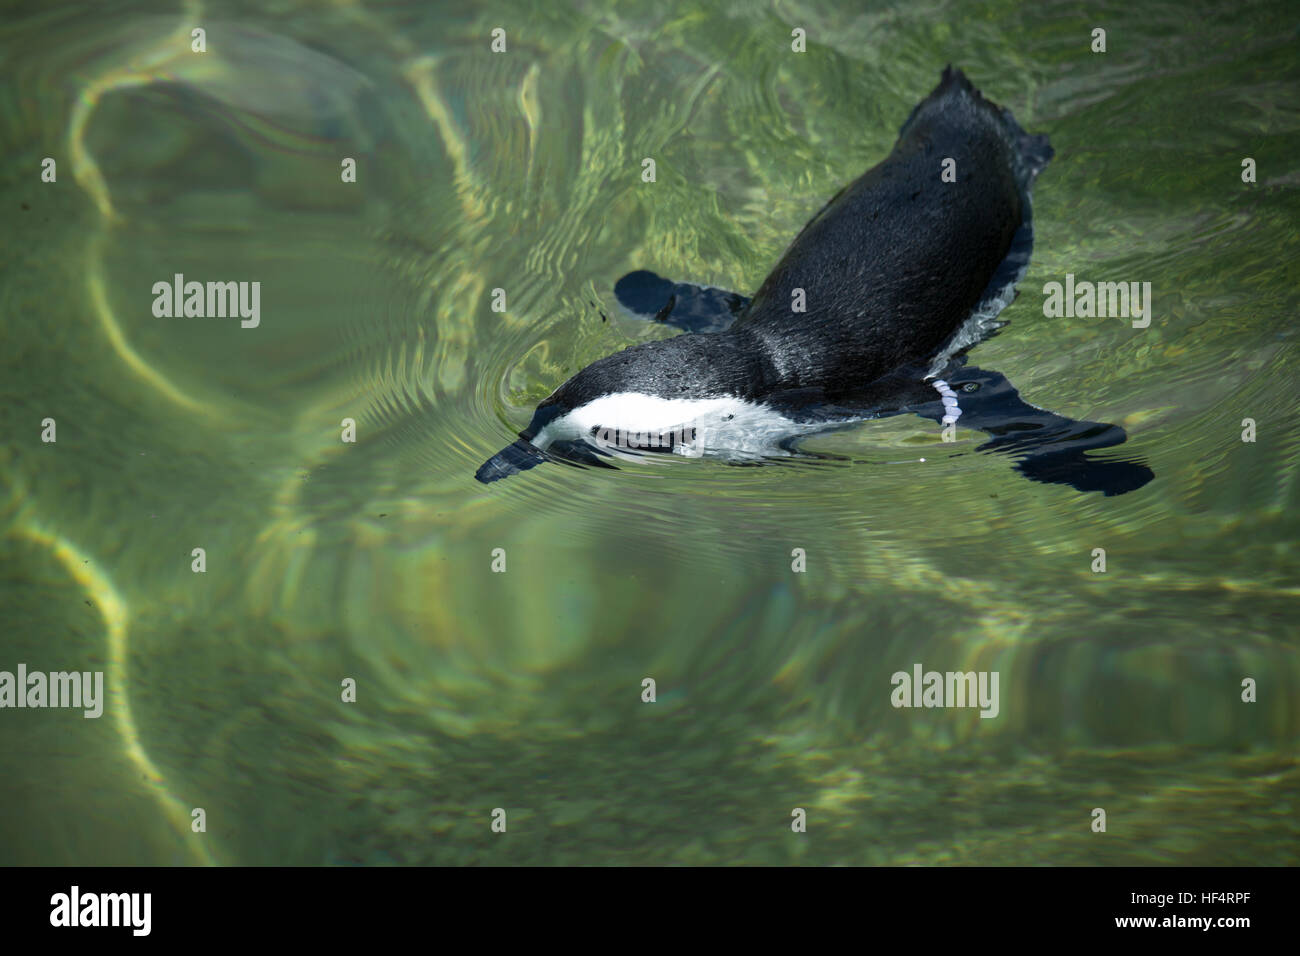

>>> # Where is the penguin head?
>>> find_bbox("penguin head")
[473,357,631,484]
[475,335,764,484]
[473,403,625,483]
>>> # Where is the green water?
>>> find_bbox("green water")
[1,0,1297,865]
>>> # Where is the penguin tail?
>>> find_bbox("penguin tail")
[904,66,1054,189]
[476,438,548,483]
[997,103,1054,187]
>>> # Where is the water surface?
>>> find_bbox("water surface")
[0,0,1297,864]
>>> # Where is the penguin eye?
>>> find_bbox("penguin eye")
[962,382,979,393]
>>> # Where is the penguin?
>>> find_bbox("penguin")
[477,67,1153,496]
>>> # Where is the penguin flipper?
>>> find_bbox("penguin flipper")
[908,366,1154,496]
[613,270,750,333]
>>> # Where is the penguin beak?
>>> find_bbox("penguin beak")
[475,436,623,484]
[475,438,548,483]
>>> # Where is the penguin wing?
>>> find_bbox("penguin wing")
[613,270,750,333]
[902,365,1154,496]
[767,364,1153,496]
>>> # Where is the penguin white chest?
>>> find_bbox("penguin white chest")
[532,392,821,459]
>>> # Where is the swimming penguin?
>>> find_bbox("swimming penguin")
[477,67,1153,495]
